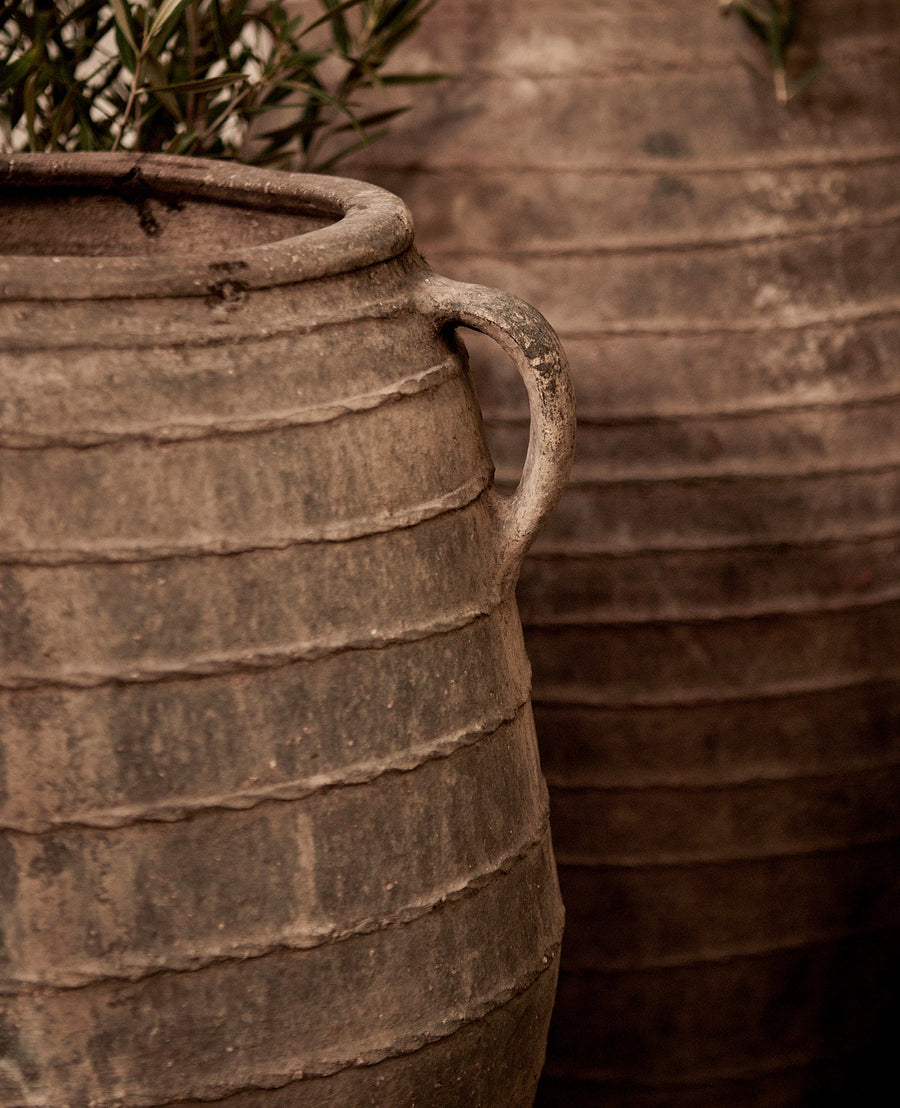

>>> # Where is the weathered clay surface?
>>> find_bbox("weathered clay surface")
[0,153,575,1106]
[345,0,900,1104]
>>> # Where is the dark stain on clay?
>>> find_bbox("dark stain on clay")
[116,164,185,238]
[207,259,250,306]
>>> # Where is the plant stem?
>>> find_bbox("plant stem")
[111,53,142,150]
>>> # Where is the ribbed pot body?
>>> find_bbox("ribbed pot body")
[344,1,900,1104]
[0,156,569,1106]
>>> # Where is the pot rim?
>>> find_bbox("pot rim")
[0,152,416,300]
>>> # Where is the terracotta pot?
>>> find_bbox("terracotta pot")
[0,153,574,1106]
[341,0,900,1104]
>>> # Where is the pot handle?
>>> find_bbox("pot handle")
[416,274,576,591]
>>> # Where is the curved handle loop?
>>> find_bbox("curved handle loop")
[416,274,576,591]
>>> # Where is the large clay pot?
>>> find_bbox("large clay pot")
[0,153,574,1106]
[342,0,900,1104]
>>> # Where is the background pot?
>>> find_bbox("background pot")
[345,1,900,1104]
[0,153,574,1106]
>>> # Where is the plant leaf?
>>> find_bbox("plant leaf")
[140,49,184,119]
[331,104,409,132]
[110,0,139,53]
[736,5,771,44]
[149,72,248,95]
[148,0,192,46]
[790,61,825,98]
[379,71,446,85]
[0,49,37,96]
[308,0,368,52]
[114,21,138,71]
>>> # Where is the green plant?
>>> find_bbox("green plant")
[720,0,822,104]
[0,0,441,170]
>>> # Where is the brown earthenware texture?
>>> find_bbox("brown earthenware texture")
[0,156,564,1107]
[346,0,900,1104]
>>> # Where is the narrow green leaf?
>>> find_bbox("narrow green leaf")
[148,0,192,45]
[209,0,229,57]
[256,117,322,144]
[790,61,825,98]
[304,0,367,48]
[114,21,138,72]
[379,71,446,85]
[49,85,77,148]
[110,0,139,53]
[23,67,40,149]
[0,49,37,96]
[149,72,248,96]
[731,3,771,43]
[141,50,184,119]
[371,0,423,36]
[165,129,199,154]
[332,104,408,131]
[782,2,800,47]
[311,132,377,172]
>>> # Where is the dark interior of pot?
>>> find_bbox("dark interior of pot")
[0,186,336,256]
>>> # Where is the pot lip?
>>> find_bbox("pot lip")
[0,152,416,300]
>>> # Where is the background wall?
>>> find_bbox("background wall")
[345,2,900,1105]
